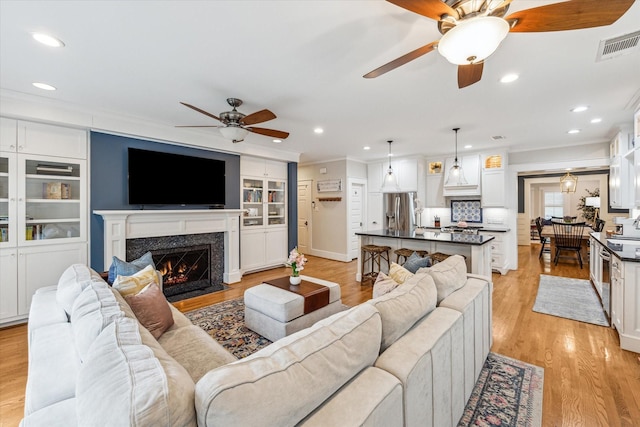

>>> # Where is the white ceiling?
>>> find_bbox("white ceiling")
[1,1,639,164]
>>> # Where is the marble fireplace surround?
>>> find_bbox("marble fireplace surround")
[93,210,243,284]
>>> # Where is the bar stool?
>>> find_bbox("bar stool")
[361,245,391,285]
[430,252,466,264]
[393,248,429,265]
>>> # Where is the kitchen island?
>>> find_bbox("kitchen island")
[355,229,495,281]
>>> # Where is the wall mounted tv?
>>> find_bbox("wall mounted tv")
[128,147,225,207]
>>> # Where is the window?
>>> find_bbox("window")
[544,191,564,219]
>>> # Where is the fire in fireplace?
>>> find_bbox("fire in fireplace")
[152,245,212,298]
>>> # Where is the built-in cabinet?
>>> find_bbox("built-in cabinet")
[426,160,446,208]
[479,230,508,275]
[609,131,634,209]
[481,154,506,208]
[240,156,288,273]
[0,118,88,325]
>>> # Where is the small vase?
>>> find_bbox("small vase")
[289,276,302,285]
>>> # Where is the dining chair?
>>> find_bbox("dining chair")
[552,221,587,268]
[594,218,605,232]
[535,217,550,259]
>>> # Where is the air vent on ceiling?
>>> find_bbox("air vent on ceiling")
[491,135,506,141]
[596,30,640,62]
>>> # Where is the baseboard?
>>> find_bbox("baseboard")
[306,248,353,263]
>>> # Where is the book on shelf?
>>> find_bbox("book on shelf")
[43,182,71,199]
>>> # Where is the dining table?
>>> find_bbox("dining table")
[540,222,594,262]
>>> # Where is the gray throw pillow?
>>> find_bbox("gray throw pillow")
[402,252,432,274]
[107,251,155,285]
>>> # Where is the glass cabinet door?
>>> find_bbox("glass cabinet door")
[267,180,286,226]
[242,178,264,227]
[0,154,13,245]
[18,156,83,244]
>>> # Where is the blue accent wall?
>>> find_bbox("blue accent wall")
[90,132,240,271]
[287,162,298,252]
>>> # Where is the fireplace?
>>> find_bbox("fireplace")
[126,232,227,302]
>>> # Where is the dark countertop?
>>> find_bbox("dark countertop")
[421,225,510,233]
[590,232,640,263]
[356,229,495,246]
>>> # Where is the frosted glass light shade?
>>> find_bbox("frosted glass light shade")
[381,166,401,192]
[438,17,510,65]
[220,126,249,143]
[445,162,468,186]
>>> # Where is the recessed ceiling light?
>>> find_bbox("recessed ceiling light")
[272,139,282,143]
[313,127,324,134]
[32,32,65,47]
[363,146,370,150]
[500,73,519,83]
[32,82,56,91]
[590,118,602,124]
[570,106,589,113]
[567,129,581,134]
[464,144,472,149]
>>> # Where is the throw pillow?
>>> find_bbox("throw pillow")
[402,252,432,274]
[417,254,467,303]
[107,251,155,285]
[124,282,174,339]
[112,265,160,297]
[372,272,399,299]
[388,262,414,284]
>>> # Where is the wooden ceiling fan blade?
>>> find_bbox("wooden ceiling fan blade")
[506,0,634,33]
[241,109,277,126]
[387,0,459,21]
[364,41,438,78]
[458,62,484,89]
[248,127,290,139]
[180,102,221,121]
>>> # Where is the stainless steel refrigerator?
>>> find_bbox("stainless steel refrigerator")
[383,192,417,232]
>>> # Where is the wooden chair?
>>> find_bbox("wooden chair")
[535,217,550,259]
[552,222,587,268]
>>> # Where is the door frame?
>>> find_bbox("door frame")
[297,179,313,255]
[347,178,367,261]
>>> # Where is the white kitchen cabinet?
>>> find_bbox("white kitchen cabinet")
[0,123,88,325]
[481,154,506,207]
[0,117,17,152]
[620,259,640,353]
[367,192,383,230]
[609,131,633,209]
[367,162,384,192]
[611,257,624,333]
[589,237,602,297]
[480,231,508,275]
[241,156,287,179]
[395,158,418,192]
[426,174,446,207]
[634,147,640,207]
[443,154,481,196]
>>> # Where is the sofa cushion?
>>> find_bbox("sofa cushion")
[402,252,432,273]
[388,262,413,284]
[71,280,124,361]
[368,272,437,352]
[77,317,196,427]
[158,325,237,382]
[194,304,382,427]
[418,254,468,303]
[19,398,77,427]
[112,264,161,297]
[372,272,399,298]
[125,282,174,339]
[107,251,155,285]
[56,264,102,315]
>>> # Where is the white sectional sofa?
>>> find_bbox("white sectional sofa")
[22,255,492,426]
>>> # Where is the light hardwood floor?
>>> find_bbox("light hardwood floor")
[1,245,639,426]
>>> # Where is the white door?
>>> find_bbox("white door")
[297,181,312,254]
[350,182,364,260]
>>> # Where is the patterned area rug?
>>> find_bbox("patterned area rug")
[186,298,544,426]
[533,274,609,326]
[184,297,272,358]
[459,353,544,427]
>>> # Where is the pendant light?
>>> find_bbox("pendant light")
[445,128,468,186]
[560,171,578,193]
[381,140,400,192]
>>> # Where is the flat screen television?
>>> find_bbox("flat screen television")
[128,147,225,207]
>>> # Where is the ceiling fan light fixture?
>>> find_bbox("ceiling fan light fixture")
[219,125,249,143]
[438,16,510,65]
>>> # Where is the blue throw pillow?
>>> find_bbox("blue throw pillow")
[402,252,432,274]
[107,251,156,285]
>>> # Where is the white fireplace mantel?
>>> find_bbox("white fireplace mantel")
[94,209,243,283]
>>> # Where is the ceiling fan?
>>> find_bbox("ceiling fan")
[364,0,635,88]
[178,98,290,143]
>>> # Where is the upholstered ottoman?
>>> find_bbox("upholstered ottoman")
[244,275,344,342]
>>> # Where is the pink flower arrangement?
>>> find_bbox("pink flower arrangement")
[286,247,307,277]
